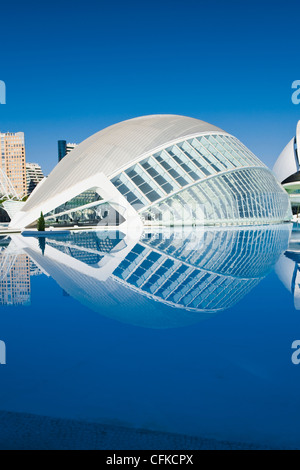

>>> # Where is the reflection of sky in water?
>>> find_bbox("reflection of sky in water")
[0,225,300,448]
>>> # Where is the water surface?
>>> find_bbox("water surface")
[0,224,299,449]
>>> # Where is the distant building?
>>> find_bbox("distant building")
[26,163,44,195]
[0,131,27,198]
[58,140,77,162]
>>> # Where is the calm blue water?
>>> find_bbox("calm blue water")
[0,224,300,448]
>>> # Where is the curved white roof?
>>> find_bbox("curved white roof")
[22,115,224,213]
[273,137,298,183]
[273,120,300,183]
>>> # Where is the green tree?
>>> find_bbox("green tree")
[37,211,45,232]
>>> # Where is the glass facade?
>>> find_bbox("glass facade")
[141,168,291,225]
[112,225,289,311]
[58,140,67,163]
[110,133,289,226]
[35,132,291,229]
[44,231,125,267]
[45,189,102,216]
[41,190,124,228]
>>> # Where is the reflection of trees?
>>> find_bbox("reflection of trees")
[38,237,46,256]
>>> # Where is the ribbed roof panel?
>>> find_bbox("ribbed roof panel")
[22,115,224,213]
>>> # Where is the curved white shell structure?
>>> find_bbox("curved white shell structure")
[10,115,291,229]
[273,121,300,184]
[273,137,298,184]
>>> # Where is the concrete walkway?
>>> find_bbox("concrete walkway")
[0,410,278,450]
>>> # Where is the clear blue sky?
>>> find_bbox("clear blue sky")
[0,0,299,175]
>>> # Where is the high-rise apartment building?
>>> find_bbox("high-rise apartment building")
[26,162,44,195]
[58,140,77,162]
[0,131,27,197]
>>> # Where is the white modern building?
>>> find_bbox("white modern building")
[10,115,292,230]
[275,226,300,310]
[273,121,300,213]
[11,224,290,327]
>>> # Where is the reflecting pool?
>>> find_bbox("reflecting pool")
[0,224,300,449]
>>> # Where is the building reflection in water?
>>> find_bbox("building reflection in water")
[276,224,300,309]
[0,236,31,306]
[4,224,291,327]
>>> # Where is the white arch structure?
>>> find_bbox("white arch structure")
[0,169,19,199]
